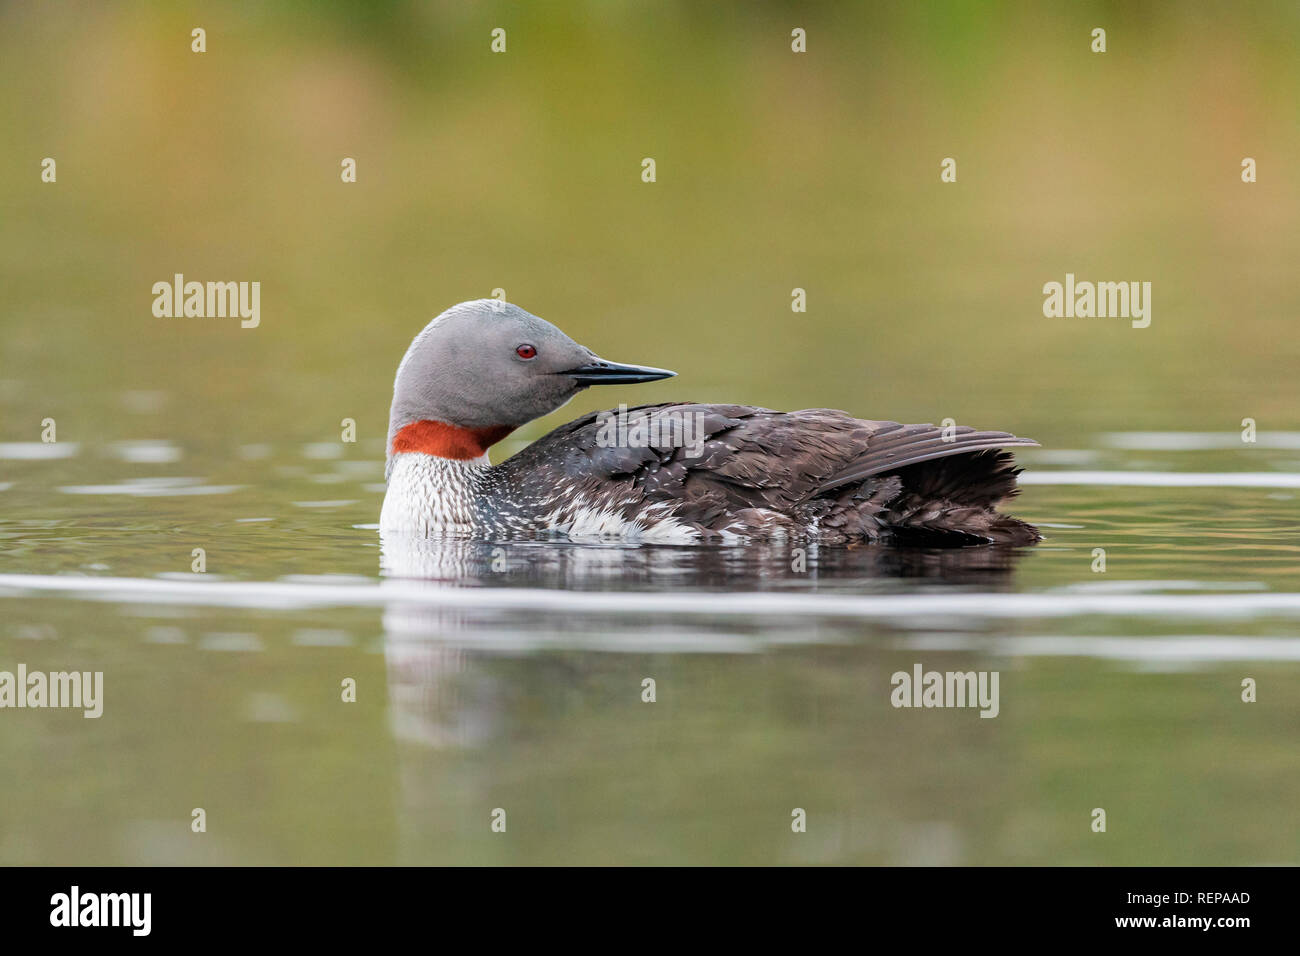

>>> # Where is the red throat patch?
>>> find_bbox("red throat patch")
[391,420,515,461]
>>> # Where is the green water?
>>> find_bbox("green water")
[1,444,1298,865]
[2,2,1299,865]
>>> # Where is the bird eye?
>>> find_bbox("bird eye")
[516,344,537,359]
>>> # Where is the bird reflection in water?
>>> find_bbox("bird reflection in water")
[377,531,1030,746]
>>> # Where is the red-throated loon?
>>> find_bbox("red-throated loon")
[380,300,1040,545]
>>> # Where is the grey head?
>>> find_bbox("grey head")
[386,299,674,466]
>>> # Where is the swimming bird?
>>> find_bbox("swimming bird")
[381,300,1040,545]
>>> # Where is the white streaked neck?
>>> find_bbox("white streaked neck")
[380,453,489,536]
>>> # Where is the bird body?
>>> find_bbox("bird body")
[381,301,1040,546]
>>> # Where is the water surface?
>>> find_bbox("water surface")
[1,430,1297,865]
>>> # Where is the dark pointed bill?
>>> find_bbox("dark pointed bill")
[561,359,676,386]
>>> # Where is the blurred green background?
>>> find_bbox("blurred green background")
[3,0,1298,454]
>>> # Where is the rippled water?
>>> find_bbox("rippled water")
[1,428,1297,865]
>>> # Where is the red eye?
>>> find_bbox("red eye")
[516,344,537,359]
